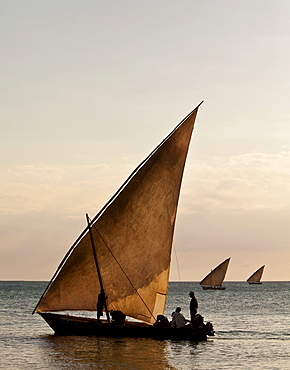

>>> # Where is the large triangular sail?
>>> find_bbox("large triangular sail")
[247,265,265,284]
[199,258,230,288]
[33,104,202,324]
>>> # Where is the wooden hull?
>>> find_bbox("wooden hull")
[38,312,213,341]
[201,286,226,290]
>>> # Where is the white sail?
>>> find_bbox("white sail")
[200,258,230,287]
[247,265,265,284]
[34,104,202,324]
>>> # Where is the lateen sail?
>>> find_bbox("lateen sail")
[34,104,202,324]
[199,258,230,288]
[247,265,265,284]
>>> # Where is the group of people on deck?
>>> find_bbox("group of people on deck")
[96,289,200,329]
[154,290,199,328]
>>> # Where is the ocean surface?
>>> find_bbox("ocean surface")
[1,281,289,369]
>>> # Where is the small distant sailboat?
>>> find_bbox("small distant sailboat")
[200,258,230,290]
[247,265,265,284]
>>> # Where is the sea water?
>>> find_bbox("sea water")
[1,281,289,369]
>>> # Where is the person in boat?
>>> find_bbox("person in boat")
[111,310,126,325]
[189,291,198,322]
[156,314,169,324]
[96,289,107,320]
[190,314,215,336]
[171,307,187,328]
[153,314,169,327]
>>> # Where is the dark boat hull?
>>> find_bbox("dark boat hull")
[38,312,213,341]
[201,286,226,290]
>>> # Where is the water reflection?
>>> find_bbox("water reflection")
[164,340,211,369]
[39,335,178,369]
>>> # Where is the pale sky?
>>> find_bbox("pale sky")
[1,1,290,281]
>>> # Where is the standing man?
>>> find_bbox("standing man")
[96,289,107,320]
[189,291,198,322]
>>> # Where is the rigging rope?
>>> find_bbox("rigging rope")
[173,243,181,281]
[89,215,156,322]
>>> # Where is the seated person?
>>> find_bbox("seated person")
[190,314,215,335]
[157,314,169,323]
[191,313,204,327]
[111,310,126,324]
[154,314,169,326]
[171,307,187,328]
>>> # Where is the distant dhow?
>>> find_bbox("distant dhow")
[247,265,265,284]
[199,258,231,290]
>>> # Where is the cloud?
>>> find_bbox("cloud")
[0,163,134,217]
[172,151,290,281]
[1,151,289,280]
[180,151,290,215]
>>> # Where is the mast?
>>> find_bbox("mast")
[86,213,110,323]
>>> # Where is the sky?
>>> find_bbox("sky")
[1,1,290,281]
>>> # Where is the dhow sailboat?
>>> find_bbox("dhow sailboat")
[199,258,230,290]
[33,103,214,341]
[247,265,265,284]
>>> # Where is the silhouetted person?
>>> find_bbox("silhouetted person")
[189,291,198,322]
[111,310,126,324]
[156,315,169,324]
[96,289,107,320]
[171,307,187,328]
